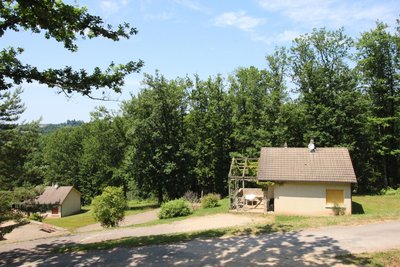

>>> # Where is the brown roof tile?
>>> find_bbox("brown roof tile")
[257,147,357,183]
[37,186,80,204]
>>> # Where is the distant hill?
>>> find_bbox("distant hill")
[39,120,85,134]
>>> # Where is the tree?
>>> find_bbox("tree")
[229,66,270,156]
[42,126,84,188]
[0,88,42,190]
[79,108,127,203]
[92,186,126,228]
[0,0,143,98]
[290,28,357,146]
[186,75,232,194]
[0,87,25,189]
[229,49,294,155]
[356,21,400,188]
[290,27,373,191]
[264,48,296,146]
[122,72,190,204]
[0,190,15,239]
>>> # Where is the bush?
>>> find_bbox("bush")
[332,203,346,216]
[29,212,45,222]
[158,199,193,219]
[92,186,127,228]
[381,187,400,196]
[201,193,220,208]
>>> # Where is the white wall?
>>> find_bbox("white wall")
[61,189,81,217]
[274,182,352,215]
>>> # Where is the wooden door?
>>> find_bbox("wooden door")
[51,206,59,215]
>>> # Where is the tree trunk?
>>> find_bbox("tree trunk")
[157,184,163,205]
[383,156,389,188]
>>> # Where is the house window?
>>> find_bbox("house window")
[326,189,344,206]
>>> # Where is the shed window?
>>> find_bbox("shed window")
[326,189,344,206]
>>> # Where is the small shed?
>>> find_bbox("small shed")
[37,185,81,217]
[258,147,357,215]
[229,144,357,215]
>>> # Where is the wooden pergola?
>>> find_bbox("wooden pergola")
[227,157,260,211]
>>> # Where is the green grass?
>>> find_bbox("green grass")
[43,200,158,231]
[129,198,230,228]
[336,249,400,266]
[353,194,400,215]
[43,207,96,230]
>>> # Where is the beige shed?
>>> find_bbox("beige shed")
[37,185,81,217]
[257,147,357,215]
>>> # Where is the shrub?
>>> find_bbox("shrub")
[381,187,400,196]
[332,203,346,216]
[92,186,127,228]
[201,193,220,208]
[29,212,45,222]
[158,199,193,219]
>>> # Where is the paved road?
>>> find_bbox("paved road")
[1,220,399,266]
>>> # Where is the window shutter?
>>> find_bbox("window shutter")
[326,189,344,206]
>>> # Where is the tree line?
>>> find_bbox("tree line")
[1,21,399,204]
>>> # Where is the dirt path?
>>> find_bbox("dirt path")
[0,221,68,245]
[76,209,160,232]
[0,209,160,244]
[1,220,400,266]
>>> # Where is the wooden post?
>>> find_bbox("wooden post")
[263,188,268,213]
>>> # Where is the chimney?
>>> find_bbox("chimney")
[283,142,288,148]
[308,139,316,152]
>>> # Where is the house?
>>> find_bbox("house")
[257,146,357,215]
[228,144,357,215]
[37,185,81,217]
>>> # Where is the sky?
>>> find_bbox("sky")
[1,0,399,123]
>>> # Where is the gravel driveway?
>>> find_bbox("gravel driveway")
[76,209,160,232]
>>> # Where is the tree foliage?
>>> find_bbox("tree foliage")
[0,88,41,190]
[91,186,126,228]
[356,21,400,189]
[186,75,232,194]
[0,0,143,97]
[122,73,190,204]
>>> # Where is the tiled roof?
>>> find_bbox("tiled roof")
[36,186,80,204]
[257,147,357,183]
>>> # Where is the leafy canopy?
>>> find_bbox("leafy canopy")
[0,0,143,98]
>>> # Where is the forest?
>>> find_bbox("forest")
[1,20,399,205]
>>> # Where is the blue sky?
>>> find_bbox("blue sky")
[1,0,399,123]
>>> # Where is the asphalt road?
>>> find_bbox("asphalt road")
[1,221,400,266]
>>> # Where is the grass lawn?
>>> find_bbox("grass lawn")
[336,249,400,266]
[43,200,158,231]
[131,198,230,227]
